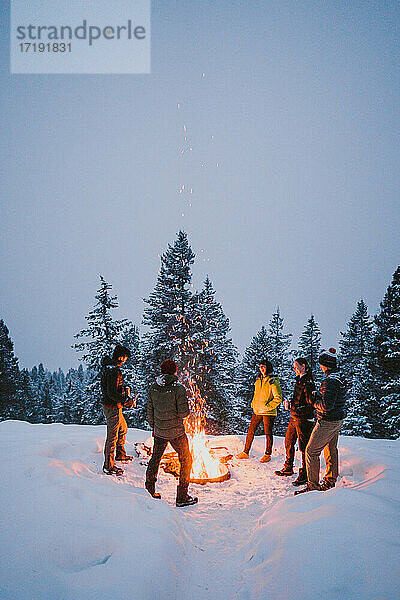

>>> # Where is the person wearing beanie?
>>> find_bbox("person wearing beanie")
[236,359,283,463]
[295,348,347,495]
[145,359,198,507]
[275,357,315,485]
[101,344,137,476]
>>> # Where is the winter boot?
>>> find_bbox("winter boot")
[235,451,249,459]
[275,466,294,476]
[145,481,161,499]
[176,495,198,507]
[292,471,308,486]
[260,454,271,463]
[115,454,133,462]
[294,485,312,496]
[103,465,124,476]
[294,484,323,495]
[320,478,336,491]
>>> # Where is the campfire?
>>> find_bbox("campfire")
[136,375,231,484]
[184,375,231,484]
[188,430,230,484]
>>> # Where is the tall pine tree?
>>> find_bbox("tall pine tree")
[0,319,22,420]
[339,300,374,436]
[340,300,373,380]
[141,231,195,382]
[191,276,238,433]
[371,267,400,438]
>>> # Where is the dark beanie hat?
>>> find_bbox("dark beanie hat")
[318,348,337,369]
[112,344,131,360]
[259,359,273,374]
[161,359,177,375]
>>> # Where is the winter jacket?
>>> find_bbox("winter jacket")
[147,374,190,440]
[100,356,128,408]
[251,374,283,416]
[312,372,346,422]
[290,372,315,419]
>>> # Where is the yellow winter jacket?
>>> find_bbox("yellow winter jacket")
[251,375,283,416]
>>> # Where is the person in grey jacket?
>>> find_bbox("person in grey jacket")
[145,359,198,507]
[295,348,346,495]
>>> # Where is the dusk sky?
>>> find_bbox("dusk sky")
[1,1,399,371]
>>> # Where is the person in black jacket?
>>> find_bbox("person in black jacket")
[101,344,136,476]
[295,348,347,495]
[145,359,198,507]
[275,358,315,486]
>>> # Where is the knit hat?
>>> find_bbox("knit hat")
[259,359,273,374]
[318,348,337,369]
[112,344,131,361]
[161,359,177,375]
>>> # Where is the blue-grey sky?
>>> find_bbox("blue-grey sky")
[1,1,399,371]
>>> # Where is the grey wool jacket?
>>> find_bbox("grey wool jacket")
[147,374,190,440]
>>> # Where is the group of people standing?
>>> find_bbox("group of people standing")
[99,344,346,506]
[100,346,197,507]
[236,348,346,495]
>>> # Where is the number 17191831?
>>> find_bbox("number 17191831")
[19,43,72,52]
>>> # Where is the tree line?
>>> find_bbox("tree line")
[0,231,399,439]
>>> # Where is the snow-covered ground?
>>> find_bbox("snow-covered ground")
[1,421,399,600]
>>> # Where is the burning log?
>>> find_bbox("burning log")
[188,431,230,483]
[135,437,232,484]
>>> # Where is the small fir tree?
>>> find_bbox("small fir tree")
[265,308,293,435]
[74,276,130,424]
[236,326,272,426]
[298,315,322,381]
[120,324,147,429]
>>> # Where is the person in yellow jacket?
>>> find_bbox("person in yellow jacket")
[236,359,283,463]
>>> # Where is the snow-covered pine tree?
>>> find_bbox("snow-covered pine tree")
[29,364,46,422]
[340,300,373,380]
[0,319,21,419]
[64,365,87,424]
[18,368,36,422]
[341,359,374,436]
[236,326,271,427]
[119,324,147,429]
[191,276,239,433]
[265,308,293,434]
[47,369,67,423]
[371,266,400,439]
[141,231,195,383]
[339,299,374,436]
[298,315,322,382]
[74,276,130,424]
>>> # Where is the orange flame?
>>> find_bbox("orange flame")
[183,370,225,480]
